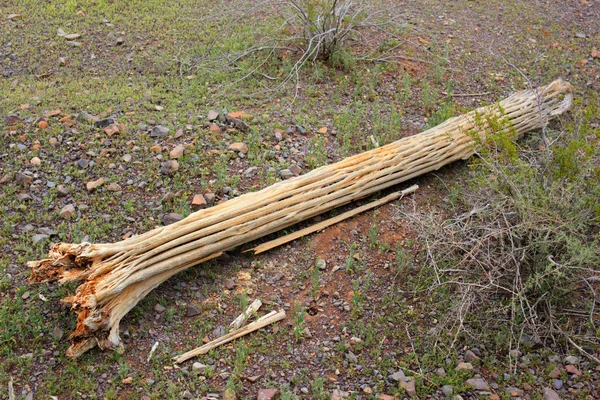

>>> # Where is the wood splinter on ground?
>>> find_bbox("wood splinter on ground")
[27,79,573,358]
[174,309,286,363]
[229,298,262,330]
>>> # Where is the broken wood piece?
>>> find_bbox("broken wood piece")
[250,184,419,255]
[8,377,14,400]
[27,80,573,358]
[174,309,286,363]
[147,341,159,362]
[229,298,262,330]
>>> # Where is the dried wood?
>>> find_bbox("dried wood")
[27,80,573,358]
[229,299,262,330]
[174,309,286,363]
[250,184,418,255]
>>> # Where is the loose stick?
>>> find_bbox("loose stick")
[229,299,262,330]
[174,309,286,363]
[147,341,159,362]
[250,185,419,255]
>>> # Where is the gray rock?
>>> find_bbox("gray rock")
[162,213,182,225]
[316,258,327,270]
[192,362,207,372]
[548,355,561,363]
[465,350,480,362]
[204,192,216,204]
[543,387,560,400]
[32,234,49,244]
[346,351,358,364]
[154,303,166,313]
[279,169,293,179]
[244,166,258,176]
[39,227,57,236]
[466,378,488,391]
[107,183,122,192]
[160,160,179,175]
[257,389,279,400]
[150,125,169,137]
[224,279,236,290]
[553,379,563,390]
[186,306,201,318]
[564,355,579,365]
[207,110,219,121]
[455,362,473,371]
[441,385,453,397]
[390,369,406,382]
[400,379,417,398]
[52,326,64,340]
[77,158,89,169]
[160,192,175,203]
[506,387,524,397]
[289,164,302,176]
[59,204,76,219]
[56,185,69,197]
[295,124,307,135]
[212,325,225,337]
[16,172,33,186]
[228,142,248,154]
[95,118,114,128]
[17,193,33,202]
[436,367,446,376]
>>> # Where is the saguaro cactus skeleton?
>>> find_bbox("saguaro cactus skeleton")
[28,80,573,358]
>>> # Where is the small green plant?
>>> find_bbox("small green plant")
[310,374,328,399]
[351,278,364,318]
[306,135,328,168]
[395,244,411,274]
[345,242,362,274]
[309,266,321,297]
[368,210,380,249]
[292,301,307,341]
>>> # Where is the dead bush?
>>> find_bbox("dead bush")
[407,97,600,361]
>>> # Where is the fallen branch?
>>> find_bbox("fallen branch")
[250,184,418,255]
[174,309,286,363]
[28,79,573,358]
[230,299,262,330]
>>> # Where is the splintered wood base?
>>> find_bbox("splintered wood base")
[28,80,573,358]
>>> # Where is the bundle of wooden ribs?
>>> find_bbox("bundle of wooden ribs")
[28,79,573,358]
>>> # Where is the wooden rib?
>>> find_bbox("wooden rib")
[250,184,419,255]
[229,299,263,330]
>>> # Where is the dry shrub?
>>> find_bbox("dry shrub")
[411,99,600,359]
